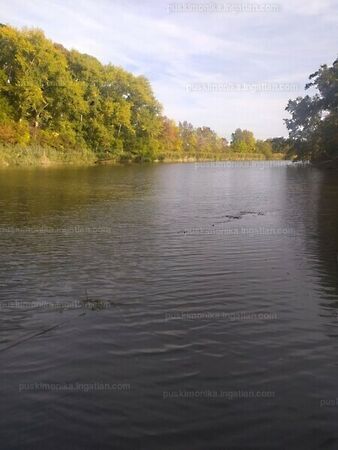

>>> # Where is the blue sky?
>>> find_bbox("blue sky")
[2,0,337,139]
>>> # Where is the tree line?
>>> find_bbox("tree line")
[0,24,287,162]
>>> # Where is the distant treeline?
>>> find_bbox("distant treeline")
[285,59,338,163]
[0,24,287,163]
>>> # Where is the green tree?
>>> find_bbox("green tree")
[231,128,256,153]
[158,117,182,159]
[285,59,338,162]
[255,140,273,159]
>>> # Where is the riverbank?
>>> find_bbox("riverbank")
[0,145,97,168]
[0,145,285,168]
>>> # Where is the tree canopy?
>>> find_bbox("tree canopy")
[285,59,338,162]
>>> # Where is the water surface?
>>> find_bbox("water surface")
[1,161,338,450]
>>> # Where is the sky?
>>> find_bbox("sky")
[1,0,337,140]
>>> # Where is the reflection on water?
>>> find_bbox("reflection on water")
[0,162,338,450]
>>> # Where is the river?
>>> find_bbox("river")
[0,161,338,449]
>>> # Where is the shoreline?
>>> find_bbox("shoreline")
[0,146,285,169]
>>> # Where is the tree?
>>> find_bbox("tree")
[285,59,338,162]
[231,128,256,153]
[179,121,197,155]
[159,117,182,158]
[255,140,273,159]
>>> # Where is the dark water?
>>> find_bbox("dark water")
[0,161,338,450]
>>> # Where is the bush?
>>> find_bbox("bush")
[0,121,30,145]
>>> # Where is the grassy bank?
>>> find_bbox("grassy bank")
[0,145,97,167]
[0,145,285,168]
[160,152,285,163]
